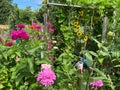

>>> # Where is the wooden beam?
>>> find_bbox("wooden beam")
[102,17,108,40]
[38,3,97,9]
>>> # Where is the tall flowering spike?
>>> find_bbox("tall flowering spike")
[17,24,25,29]
[49,28,54,33]
[47,22,52,27]
[37,69,56,86]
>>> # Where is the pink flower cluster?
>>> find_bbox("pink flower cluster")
[10,30,29,40]
[32,22,42,30]
[47,22,52,27]
[47,21,54,33]
[17,24,25,29]
[37,68,56,86]
[90,80,103,90]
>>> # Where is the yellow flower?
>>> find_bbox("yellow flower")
[107,31,114,36]
[74,21,78,27]
[84,36,88,41]
[79,11,84,17]
[34,31,38,35]
[77,32,82,37]
[76,25,80,30]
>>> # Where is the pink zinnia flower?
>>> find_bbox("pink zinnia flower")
[10,30,18,40]
[49,28,54,33]
[5,42,14,46]
[10,30,29,40]
[35,25,42,30]
[19,30,29,40]
[90,80,103,90]
[17,24,25,29]
[41,64,51,70]
[37,69,56,86]
[47,45,52,50]
[47,22,52,27]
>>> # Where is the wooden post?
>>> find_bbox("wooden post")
[102,17,108,41]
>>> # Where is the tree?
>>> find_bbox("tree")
[0,0,12,24]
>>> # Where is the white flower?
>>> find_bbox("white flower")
[53,46,58,49]
[53,40,57,43]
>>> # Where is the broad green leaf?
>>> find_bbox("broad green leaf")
[0,84,4,89]
[20,85,26,90]
[91,68,107,78]
[89,51,98,58]
[85,52,93,67]
[15,73,24,86]
[27,58,34,74]
[114,65,120,67]
[98,58,104,64]
[29,83,38,90]
[90,76,106,81]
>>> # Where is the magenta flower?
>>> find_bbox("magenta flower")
[37,69,56,86]
[47,22,52,27]
[5,42,14,46]
[10,30,18,40]
[17,24,25,29]
[32,22,37,26]
[90,80,103,90]
[47,45,52,50]
[49,28,54,33]
[35,25,42,30]
[10,30,29,40]
[18,30,29,40]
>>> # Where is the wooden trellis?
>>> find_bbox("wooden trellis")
[39,0,108,40]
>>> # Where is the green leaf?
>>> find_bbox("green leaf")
[91,68,107,78]
[114,65,120,67]
[28,46,40,54]
[20,85,26,90]
[90,76,106,81]
[0,84,4,89]
[89,51,98,58]
[98,58,104,64]
[15,73,24,86]
[85,52,93,67]
[29,83,38,90]
[27,58,34,74]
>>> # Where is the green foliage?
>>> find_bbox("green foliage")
[0,0,12,24]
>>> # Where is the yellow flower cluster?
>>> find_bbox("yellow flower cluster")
[73,11,89,42]
[79,11,84,18]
